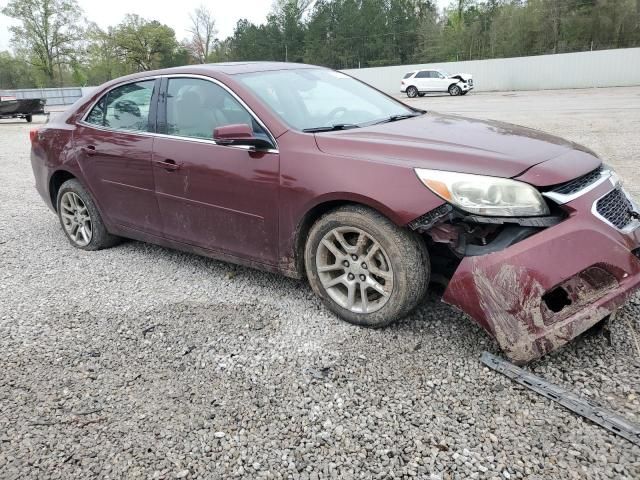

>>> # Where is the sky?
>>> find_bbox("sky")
[0,0,449,52]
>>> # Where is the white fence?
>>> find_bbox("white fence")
[0,87,96,107]
[343,47,640,94]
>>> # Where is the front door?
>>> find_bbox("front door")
[75,79,163,235]
[433,71,452,92]
[152,76,280,265]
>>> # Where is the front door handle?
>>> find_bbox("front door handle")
[154,159,182,171]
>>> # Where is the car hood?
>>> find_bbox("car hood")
[314,113,600,186]
[449,73,472,80]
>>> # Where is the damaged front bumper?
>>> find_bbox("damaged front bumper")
[426,171,640,363]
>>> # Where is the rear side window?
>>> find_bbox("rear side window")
[415,71,430,78]
[85,97,105,125]
[403,72,414,79]
[85,80,155,132]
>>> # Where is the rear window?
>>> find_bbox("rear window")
[403,72,414,79]
[85,80,155,132]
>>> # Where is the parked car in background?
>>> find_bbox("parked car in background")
[0,95,46,122]
[30,62,640,364]
[401,69,474,97]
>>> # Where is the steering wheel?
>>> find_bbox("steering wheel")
[324,106,348,124]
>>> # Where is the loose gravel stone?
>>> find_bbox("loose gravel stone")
[1,88,640,479]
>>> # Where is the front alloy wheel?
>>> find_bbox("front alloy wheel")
[449,84,462,96]
[316,226,394,314]
[305,205,429,327]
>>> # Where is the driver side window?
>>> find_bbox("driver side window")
[165,78,266,141]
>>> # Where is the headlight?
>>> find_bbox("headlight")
[415,168,549,217]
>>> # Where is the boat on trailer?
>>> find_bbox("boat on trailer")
[0,96,46,122]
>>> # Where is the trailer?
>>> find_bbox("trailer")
[0,96,47,122]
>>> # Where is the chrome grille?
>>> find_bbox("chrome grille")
[553,166,603,195]
[595,187,634,229]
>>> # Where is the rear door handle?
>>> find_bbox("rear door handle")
[81,145,96,156]
[154,159,182,171]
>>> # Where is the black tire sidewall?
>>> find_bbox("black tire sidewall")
[304,206,429,328]
[449,85,461,96]
[407,86,418,98]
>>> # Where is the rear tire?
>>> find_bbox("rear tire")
[406,86,418,98]
[26,115,32,123]
[56,179,120,251]
[448,84,462,96]
[304,205,429,328]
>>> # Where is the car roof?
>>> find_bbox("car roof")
[201,61,319,74]
[96,62,324,89]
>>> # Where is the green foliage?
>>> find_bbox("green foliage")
[113,14,183,72]
[0,51,37,89]
[2,0,85,86]
[2,0,640,89]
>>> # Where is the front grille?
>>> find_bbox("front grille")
[553,166,603,195]
[596,187,634,229]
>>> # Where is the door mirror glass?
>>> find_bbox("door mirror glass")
[213,124,273,149]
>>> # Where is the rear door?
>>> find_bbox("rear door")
[413,71,431,91]
[75,79,164,235]
[152,76,280,265]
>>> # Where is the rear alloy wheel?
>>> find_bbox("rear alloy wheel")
[449,84,462,96]
[57,179,120,251]
[406,86,419,98]
[305,205,429,327]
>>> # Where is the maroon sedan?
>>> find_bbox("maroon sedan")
[30,62,640,363]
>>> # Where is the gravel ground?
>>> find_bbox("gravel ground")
[1,87,639,479]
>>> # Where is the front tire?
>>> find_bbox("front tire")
[406,86,419,98]
[449,84,462,96]
[304,205,429,328]
[26,115,32,123]
[56,179,120,251]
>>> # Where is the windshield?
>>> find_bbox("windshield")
[237,68,414,131]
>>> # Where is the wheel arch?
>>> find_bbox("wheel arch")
[49,169,77,212]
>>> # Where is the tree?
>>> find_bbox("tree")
[0,51,37,89]
[113,15,183,71]
[186,5,218,63]
[82,23,127,85]
[2,0,85,86]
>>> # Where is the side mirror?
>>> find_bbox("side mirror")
[213,123,273,150]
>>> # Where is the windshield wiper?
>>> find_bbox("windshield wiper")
[302,123,360,133]
[372,112,424,125]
